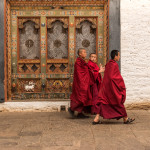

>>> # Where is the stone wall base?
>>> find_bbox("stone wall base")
[125,102,150,110]
[0,101,150,112]
[0,101,70,112]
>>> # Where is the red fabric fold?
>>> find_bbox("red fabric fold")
[88,60,102,90]
[88,60,102,114]
[96,59,127,119]
[70,58,93,111]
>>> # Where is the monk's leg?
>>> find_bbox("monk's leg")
[68,100,81,118]
[70,101,90,118]
[123,116,135,124]
[123,116,128,122]
[69,100,88,118]
[92,114,101,125]
[92,101,101,124]
[91,83,99,114]
[120,106,135,123]
[70,100,83,113]
[120,106,135,124]
[94,114,100,122]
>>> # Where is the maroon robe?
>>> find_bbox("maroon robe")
[70,57,93,113]
[88,60,102,114]
[95,59,127,119]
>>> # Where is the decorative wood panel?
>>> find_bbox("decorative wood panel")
[6,0,109,100]
[8,0,108,7]
[75,18,97,58]
[19,19,40,60]
[47,63,68,74]
[6,2,11,99]
[46,79,70,93]
[47,18,68,59]
[18,63,40,73]
[17,79,41,93]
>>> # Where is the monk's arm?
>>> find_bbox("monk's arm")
[111,65,126,103]
[75,64,90,90]
[112,64,126,91]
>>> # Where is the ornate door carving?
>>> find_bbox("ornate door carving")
[75,18,97,58]
[19,19,40,60]
[6,0,109,100]
[46,17,70,99]
[47,19,68,59]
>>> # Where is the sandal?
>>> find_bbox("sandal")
[77,113,89,119]
[68,107,75,118]
[92,120,101,125]
[124,118,135,124]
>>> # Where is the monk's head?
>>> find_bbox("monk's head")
[111,50,120,61]
[89,53,97,63]
[78,48,87,59]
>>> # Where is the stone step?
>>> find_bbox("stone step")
[0,101,70,112]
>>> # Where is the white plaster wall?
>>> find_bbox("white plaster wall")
[121,0,150,104]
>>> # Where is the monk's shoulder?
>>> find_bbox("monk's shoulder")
[75,58,87,67]
[108,60,118,67]
[75,58,81,65]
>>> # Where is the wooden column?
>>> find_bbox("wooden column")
[0,0,5,102]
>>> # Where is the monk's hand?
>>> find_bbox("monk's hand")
[99,63,102,69]
[99,66,105,73]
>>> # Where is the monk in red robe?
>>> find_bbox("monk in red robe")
[68,48,93,118]
[92,50,135,124]
[88,53,104,114]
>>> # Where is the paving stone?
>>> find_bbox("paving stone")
[0,111,149,150]
[18,136,41,147]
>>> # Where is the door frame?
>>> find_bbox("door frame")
[4,0,110,101]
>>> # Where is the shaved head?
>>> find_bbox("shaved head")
[89,53,96,57]
[77,48,87,59]
[89,53,97,63]
[77,48,85,56]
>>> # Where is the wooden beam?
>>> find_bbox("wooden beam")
[4,0,7,102]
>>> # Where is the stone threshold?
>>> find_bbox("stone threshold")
[126,102,150,110]
[7,99,70,102]
[0,101,150,112]
[0,101,70,112]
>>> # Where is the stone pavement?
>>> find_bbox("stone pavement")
[0,110,150,150]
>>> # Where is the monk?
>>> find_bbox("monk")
[92,50,135,124]
[68,48,93,118]
[88,53,105,114]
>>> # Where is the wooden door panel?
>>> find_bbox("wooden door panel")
[8,5,109,100]
[45,17,70,99]
[75,17,97,59]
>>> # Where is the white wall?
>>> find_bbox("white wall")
[121,0,150,104]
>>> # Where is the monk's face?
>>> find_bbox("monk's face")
[114,52,120,61]
[89,54,97,63]
[79,49,87,59]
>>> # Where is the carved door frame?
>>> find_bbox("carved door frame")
[5,0,109,101]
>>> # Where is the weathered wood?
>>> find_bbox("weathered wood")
[0,0,5,102]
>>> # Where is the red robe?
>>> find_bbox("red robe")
[70,57,93,113]
[95,59,127,119]
[88,60,102,114]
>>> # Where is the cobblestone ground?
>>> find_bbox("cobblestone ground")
[0,110,150,150]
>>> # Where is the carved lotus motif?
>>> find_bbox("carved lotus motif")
[76,21,96,58]
[47,20,68,59]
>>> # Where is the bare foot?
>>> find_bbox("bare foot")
[93,114,100,122]
[124,118,135,124]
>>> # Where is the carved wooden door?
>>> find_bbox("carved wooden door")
[8,5,109,100]
[46,17,70,99]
